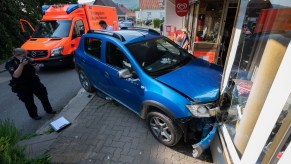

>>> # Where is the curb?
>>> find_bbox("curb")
[36,88,95,135]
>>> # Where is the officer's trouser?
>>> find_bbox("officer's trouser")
[17,82,52,118]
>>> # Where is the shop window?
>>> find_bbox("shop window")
[221,0,291,158]
[257,93,291,163]
[195,0,224,43]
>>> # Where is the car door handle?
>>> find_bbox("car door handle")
[81,58,86,63]
[104,71,109,78]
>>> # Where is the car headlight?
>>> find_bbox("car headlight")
[51,47,63,57]
[186,103,220,117]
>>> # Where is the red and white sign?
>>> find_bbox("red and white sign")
[175,0,189,17]
[166,25,171,32]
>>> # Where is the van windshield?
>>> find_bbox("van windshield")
[32,20,72,38]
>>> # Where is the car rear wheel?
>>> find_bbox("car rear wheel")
[147,111,182,146]
[78,70,95,93]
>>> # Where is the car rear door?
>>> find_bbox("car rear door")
[78,36,108,91]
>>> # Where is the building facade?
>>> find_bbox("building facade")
[138,0,165,21]
[164,0,291,163]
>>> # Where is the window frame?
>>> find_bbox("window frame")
[73,20,84,36]
[105,41,132,71]
[84,37,102,60]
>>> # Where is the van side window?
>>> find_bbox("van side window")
[85,38,102,59]
[106,42,131,70]
[73,20,84,35]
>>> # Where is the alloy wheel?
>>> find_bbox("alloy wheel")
[150,116,172,142]
[79,71,89,90]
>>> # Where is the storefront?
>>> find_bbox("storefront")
[165,0,291,163]
[165,0,240,66]
[216,0,291,163]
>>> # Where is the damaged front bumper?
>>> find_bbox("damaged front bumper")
[177,117,218,158]
[192,123,217,157]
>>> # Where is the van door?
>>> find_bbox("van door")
[19,19,35,39]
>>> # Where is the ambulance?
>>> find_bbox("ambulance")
[20,4,118,67]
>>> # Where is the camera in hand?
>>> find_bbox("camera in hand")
[20,56,36,65]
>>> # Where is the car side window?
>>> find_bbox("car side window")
[85,38,102,59]
[106,42,131,70]
[73,20,84,35]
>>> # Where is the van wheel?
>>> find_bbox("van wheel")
[68,56,75,69]
[147,111,182,146]
[78,70,95,93]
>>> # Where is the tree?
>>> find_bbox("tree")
[0,0,78,61]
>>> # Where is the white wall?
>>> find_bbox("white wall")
[164,0,183,33]
[139,9,165,21]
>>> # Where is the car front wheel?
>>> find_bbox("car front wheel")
[78,70,95,93]
[147,111,182,146]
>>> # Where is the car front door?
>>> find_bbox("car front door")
[101,41,144,113]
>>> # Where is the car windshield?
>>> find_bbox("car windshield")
[124,22,133,26]
[32,20,72,38]
[126,38,192,76]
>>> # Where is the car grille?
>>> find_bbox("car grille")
[27,50,48,58]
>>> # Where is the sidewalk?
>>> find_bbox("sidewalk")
[48,95,212,164]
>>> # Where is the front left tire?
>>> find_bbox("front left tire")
[146,111,182,146]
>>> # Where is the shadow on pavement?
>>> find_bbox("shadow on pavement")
[38,67,74,74]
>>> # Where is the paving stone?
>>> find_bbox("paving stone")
[119,155,134,163]
[111,141,125,148]
[121,142,131,155]
[119,135,134,142]
[49,96,212,164]
[100,146,116,155]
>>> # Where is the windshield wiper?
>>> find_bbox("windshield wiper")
[150,57,192,76]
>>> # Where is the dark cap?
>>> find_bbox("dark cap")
[98,20,107,25]
[13,48,27,56]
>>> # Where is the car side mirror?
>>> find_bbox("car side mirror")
[118,68,132,79]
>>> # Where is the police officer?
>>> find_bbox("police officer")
[5,48,56,120]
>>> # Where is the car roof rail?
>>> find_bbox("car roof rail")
[120,27,160,35]
[87,30,126,42]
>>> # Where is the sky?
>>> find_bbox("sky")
[78,0,93,4]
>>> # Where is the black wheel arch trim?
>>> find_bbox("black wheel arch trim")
[140,100,193,142]
[140,100,176,120]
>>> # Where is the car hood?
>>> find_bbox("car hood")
[21,38,67,50]
[156,59,222,103]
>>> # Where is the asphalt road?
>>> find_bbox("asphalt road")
[0,68,81,135]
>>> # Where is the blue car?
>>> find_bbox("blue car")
[75,28,222,157]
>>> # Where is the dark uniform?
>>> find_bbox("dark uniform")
[5,57,54,118]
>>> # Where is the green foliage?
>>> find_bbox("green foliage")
[0,120,25,164]
[152,18,161,28]
[0,0,78,61]
[0,120,51,164]
[44,127,54,134]
[131,8,140,12]
[25,154,51,164]
[0,120,21,145]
